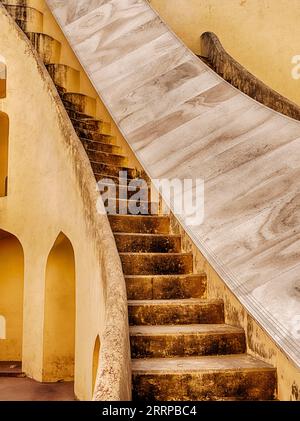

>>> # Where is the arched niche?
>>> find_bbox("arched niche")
[92,335,100,398]
[43,232,76,382]
[0,229,24,361]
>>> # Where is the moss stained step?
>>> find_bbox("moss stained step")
[4,5,43,32]
[132,354,277,401]
[26,32,61,65]
[108,215,170,234]
[75,127,116,143]
[115,233,181,253]
[70,118,111,134]
[87,149,127,167]
[102,199,158,216]
[63,92,96,115]
[125,274,207,300]
[91,161,136,179]
[130,324,246,358]
[120,252,193,275]
[82,139,121,154]
[128,299,224,325]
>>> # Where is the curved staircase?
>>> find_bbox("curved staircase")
[0,0,277,401]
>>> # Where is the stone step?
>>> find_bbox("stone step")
[62,98,81,113]
[120,252,193,276]
[125,274,207,300]
[102,198,158,216]
[98,181,150,200]
[87,148,127,167]
[81,139,121,154]
[130,324,246,358]
[75,127,115,143]
[128,299,224,325]
[63,92,96,116]
[0,361,24,378]
[108,215,170,234]
[26,32,61,65]
[65,108,94,121]
[46,64,80,92]
[4,5,43,32]
[70,118,111,135]
[132,354,276,401]
[115,233,181,253]
[94,173,135,185]
[91,161,136,179]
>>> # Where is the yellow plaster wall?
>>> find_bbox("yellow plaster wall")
[0,5,130,401]
[149,0,300,106]
[0,232,24,361]
[0,112,8,197]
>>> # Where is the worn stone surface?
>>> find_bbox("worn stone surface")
[132,355,276,401]
[125,274,207,300]
[128,299,224,325]
[130,324,246,358]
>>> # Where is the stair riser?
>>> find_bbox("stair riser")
[131,332,246,358]
[87,150,126,167]
[63,93,96,116]
[26,32,61,65]
[102,199,158,216]
[71,119,110,134]
[98,184,150,200]
[121,254,193,275]
[75,127,115,143]
[66,109,93,120]
[47,64,80,92]
[91,162,136,179]
[82,140,120,154]
[108,216,170,234]
[115,235,181,253]
[128,302,224,325]
[5,5,43,32]
[132,370,276,401]
[126,275,207,300]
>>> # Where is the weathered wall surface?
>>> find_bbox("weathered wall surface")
[47,0,300,399]
[149,0,300,106]
[0,5,131,401]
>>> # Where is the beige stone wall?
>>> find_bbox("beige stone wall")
[149,0,300,105]
[0,5,131,401]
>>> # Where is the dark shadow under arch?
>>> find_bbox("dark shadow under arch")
[92,335,100,398]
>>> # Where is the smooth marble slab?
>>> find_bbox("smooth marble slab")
[47,0,300,367]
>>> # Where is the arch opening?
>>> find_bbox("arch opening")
[92,335,100,398]
[43,232,76,382]
[0,229,24,361]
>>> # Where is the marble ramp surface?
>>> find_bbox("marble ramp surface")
[46,0,300,367]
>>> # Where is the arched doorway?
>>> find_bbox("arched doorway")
[92,335,100,398]
[43,233,76,382]
[0,229,24,361]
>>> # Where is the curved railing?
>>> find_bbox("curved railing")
[200,31,300,121]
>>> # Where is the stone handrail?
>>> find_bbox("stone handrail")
[200,31,300,121]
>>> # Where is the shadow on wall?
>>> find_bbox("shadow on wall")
[0,229,24,362]
[43,232,76,383]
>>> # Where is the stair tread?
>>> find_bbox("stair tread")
[125,273,205,279]
[121,252,192,256]
[90,159,135,170]
[128,298,222,306]
[115,233,180,238]
[130,324,244,336]
[132,354,275,373]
